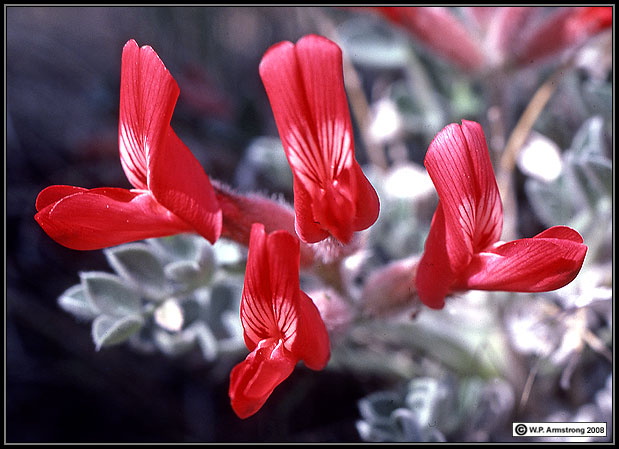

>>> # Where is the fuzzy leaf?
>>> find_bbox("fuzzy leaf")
[104,243,169,299]
[164,243,215,287]
[184,321,218,361]
[146,234,203,261]
[153,328,196,357]
[338,17,411,68]
[234,136,293,192]
[92,314,144,350]
[57,284,100,320]
[81,271,142,316]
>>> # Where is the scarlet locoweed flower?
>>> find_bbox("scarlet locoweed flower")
[415,120,587,310]
[229,223,330,419]
[361,6,613,71]
[35,39,222,250]
[259,34,379,246]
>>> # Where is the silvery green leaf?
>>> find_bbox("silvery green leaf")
[570,116,606,158]
[220,310,244,342]
[338,16,411,69]
[153,328,196,357]
[356,420,397,442]
[57,284,99,320]
[582,81,612,119]
[146,234,203,261]
[104,243,169,300]
[80,271,142,316]
[92,314,144,350]
[206,280,242,338]
[164,243,215,287]
[234,136,293,192]
[525,176,577,227]
[570,155,612,203]
[164,260,203,285]
[392,408,445,442]
[358,391,403,425]
[184,321,218,362]
[405,377,454,430]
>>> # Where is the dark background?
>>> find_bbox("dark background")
[5,5,614,443]
[6,6,384,442]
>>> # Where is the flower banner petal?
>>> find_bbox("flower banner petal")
[259,34,379,244]
[119,39,176,191]
[120,39,222,244]
[34,186,192,250]
[241,224,276,350]
[424,120,503,270]
[260,34,353,188]
[415,204,456,310]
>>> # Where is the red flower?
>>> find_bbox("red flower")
[259,34,379,245]
[229,223,330,419]
[371,6,485,72]
[35,39,222,250]
[358,7,613,71]
[415,120,587,310]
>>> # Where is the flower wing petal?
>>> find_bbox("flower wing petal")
[351,162,381,232]
[291,291,331,370]
[34,186,191,250]
[458,231,587,292]
[229,339,296,419]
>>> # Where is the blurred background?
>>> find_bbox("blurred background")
[6,6,613,443]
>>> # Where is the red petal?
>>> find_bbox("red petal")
[416,121,504,308]
[486,7,536,61]
[423,121,503,266]
[34,186,192,250]
[568,7,613,35]
[515,7,579,65]
[119,39,222,243]
[260,35,353,187]
[241,224,330,368]
[377,7,485,71]
[149,128,222,244]
[229,338,296,419]
[36,185,88,210]
[415,204,455,310]
[292,179,330,244]
[119,39,174,191]
[241,224,301,349]
[351,162,380,232]
[291,291,330,370]
[259,35,378,243]
[457,231,587,292]
[534,225,584,243]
